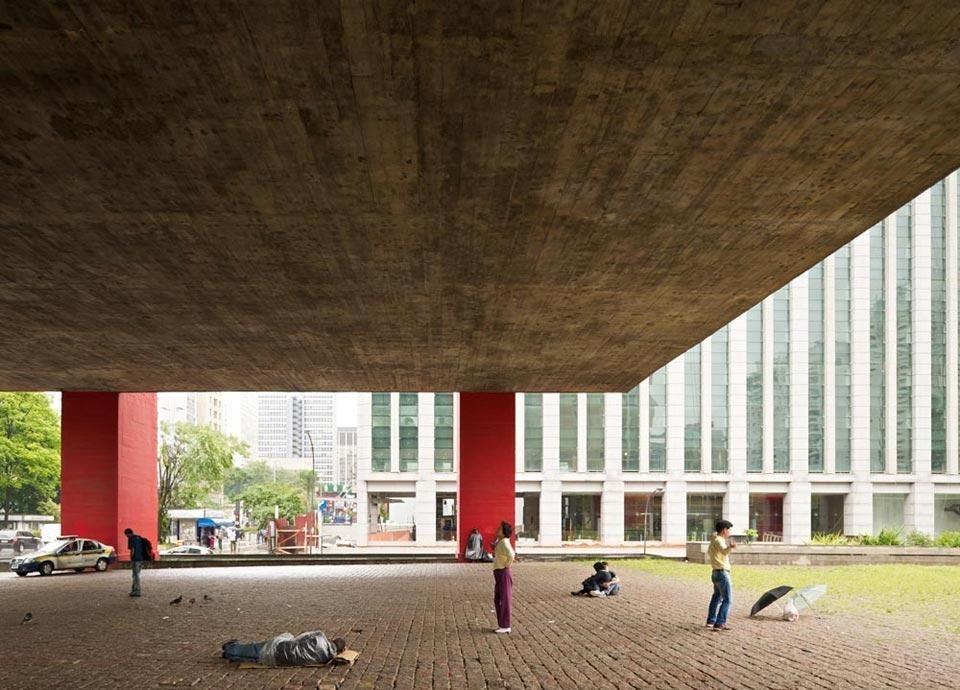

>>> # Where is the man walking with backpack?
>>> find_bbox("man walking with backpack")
[124,527,151,597]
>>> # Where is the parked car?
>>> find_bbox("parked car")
[0,530,41,553]
[9,536,117,576]
[160,545,214,556]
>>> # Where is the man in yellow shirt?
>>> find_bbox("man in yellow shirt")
[706,519,735,631]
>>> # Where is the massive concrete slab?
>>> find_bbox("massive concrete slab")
[2,2,960,391]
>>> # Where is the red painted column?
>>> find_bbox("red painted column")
[457,392,515,561]
[61,393,157,561]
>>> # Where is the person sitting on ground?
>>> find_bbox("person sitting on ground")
[571,561,621,597]
[465,527,485,561]
[221,630,346,666]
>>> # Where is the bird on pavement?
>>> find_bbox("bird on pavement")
[188,598,196,605]
[169,595,183,605]
[203,594,212,602]
[21,612,33,625]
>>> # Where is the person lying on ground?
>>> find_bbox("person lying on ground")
[221,630,346,666]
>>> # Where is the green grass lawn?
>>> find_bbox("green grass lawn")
[614,558,960,635]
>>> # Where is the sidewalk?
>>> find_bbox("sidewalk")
[2,561,956,689]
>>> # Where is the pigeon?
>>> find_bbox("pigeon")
[20,612,33,625]
[169,595,183,605]
[188,598,196,605]
[203,594,212,602]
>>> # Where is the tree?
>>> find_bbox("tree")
[238,483,305,529]
[223,460,306,500]
[157,422,247,538]
[0,393,60,520]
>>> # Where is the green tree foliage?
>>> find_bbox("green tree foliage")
[158,422,247,537]
[238,483,305,529]
[0,393,60,520]
[223,460,303,499]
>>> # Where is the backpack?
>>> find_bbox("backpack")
[141,536,154,561]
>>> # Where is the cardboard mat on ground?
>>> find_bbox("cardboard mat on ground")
[237,650,359,670]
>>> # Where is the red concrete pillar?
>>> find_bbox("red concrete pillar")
[457,392,515,561]
[61,393,157,561]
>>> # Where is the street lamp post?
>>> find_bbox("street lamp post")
[642,488,664,557]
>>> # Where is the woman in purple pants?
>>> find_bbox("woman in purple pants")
[492,520,516,634]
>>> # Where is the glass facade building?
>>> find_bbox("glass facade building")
[355,171,960,545]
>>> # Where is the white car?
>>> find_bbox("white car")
[160,545,214,556]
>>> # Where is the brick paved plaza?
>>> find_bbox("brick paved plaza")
[1,561,957,689]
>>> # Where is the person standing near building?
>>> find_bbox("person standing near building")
[706,519,736,631]
[124,527,146,597]
[492,520,515,634]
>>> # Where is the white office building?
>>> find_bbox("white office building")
[354,171,960,546]
[257,393,336,482]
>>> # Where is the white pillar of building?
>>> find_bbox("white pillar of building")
[947,172,960,477]
[539,480,562,546]
[576,394,588,473]
[726,314,750,532]
[414,479,436,544]
[601,480,625,545]
[539,394,561,545]
[662,356,688,543]
[823,253,837,475]
[908,189,935,535]
[356,393,373,546]
[846,233,874,535]
[762,296,775,475]
[785,274,811,544]
[515,394,525,474]
[542,394,560,476]
[601,393,624,544]
[605,393,622,476]
[884,214,898,475]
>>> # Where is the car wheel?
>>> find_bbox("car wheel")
[95,558,108,572]
[16,572,27,577]
[39,561,54,576]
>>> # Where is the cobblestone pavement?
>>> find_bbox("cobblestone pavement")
[1,561,957,689]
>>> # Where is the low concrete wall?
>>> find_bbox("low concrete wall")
[686,542,960,566]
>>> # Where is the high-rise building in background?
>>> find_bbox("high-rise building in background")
[336,427,358,487]
[193,392,224,432]
[354,170,960,546]
[257,393,336,481]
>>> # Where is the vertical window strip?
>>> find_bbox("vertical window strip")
[684,345,701,472]
[621,386,640,472]
[398,393,418,472]
[835,247,852,472]
[586,394,605,471]
[524,394,543,472]
[711,328,729,473]
[896,207,913,473]
[559,393,577,471]
[746,305,763,472]
[434,393,454,472]
[869,225,886,472]
[371,393,391,472]
[809,265,825,472]
[773,287,791,472]
[931,182,947,473]
[649,370,667,472]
